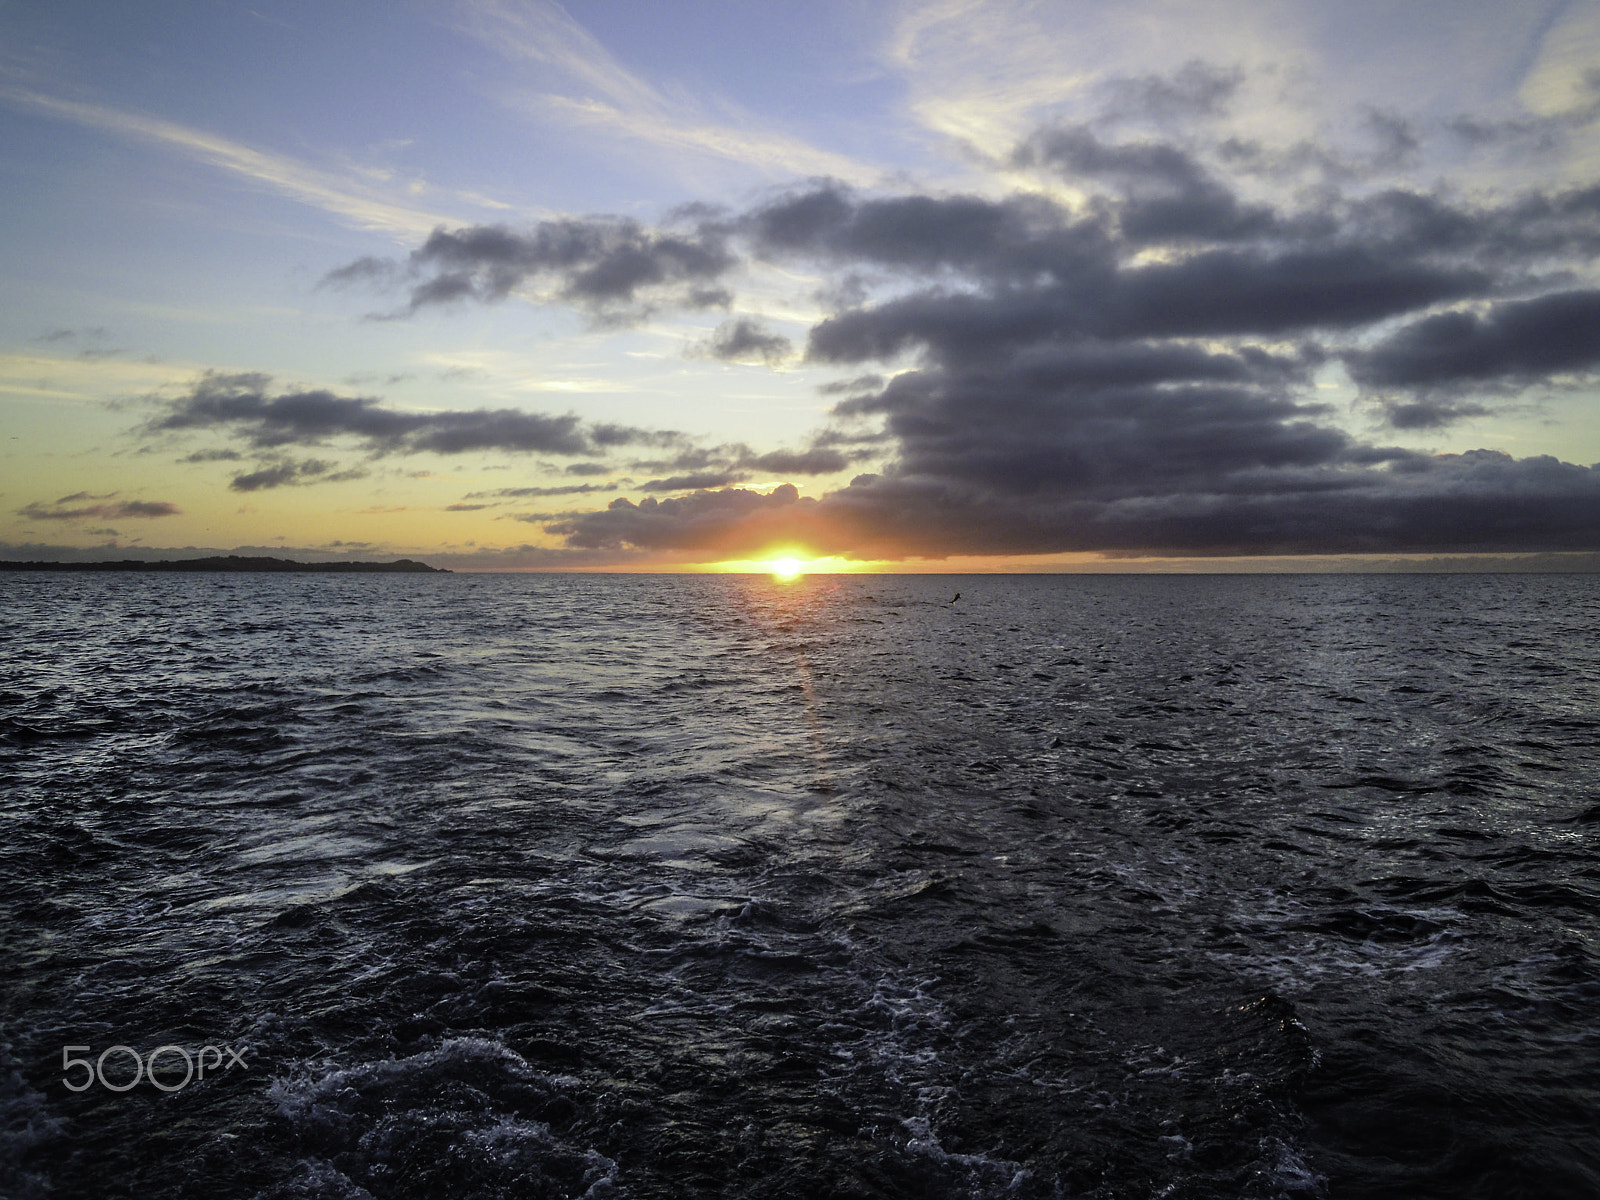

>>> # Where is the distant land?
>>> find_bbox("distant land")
[0,556,448,573]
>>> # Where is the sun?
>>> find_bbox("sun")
[768,557,804,580]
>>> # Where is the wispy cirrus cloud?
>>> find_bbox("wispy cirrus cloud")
[459,0,883,184]
[0,352,184,403]
[0,86,454,237]
[530,94,883,184]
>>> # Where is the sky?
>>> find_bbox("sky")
[4,0,1600,571]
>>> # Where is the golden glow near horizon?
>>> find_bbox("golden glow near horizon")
[699,551,874,577]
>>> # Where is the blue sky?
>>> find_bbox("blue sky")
[4,0,1600,568]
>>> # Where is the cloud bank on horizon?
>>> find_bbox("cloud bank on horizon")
[5,0,1600,565]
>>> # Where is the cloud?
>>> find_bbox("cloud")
[1,87,449,237]
[150,371,676,457]
[182,448,244,463]
[541,451,1600,560]
[460,0,659,114]
[229,462,319,492]
[464,483,621,498]
[228,458,368,492]
[1348,290,1600,389]
[35,326,111,346]
[19,499,180,520]
[818,374,885,395]
[639,470,750,492]
[535,97,882,185]
[153,373,861,500]
[1361,108,1421,170]
[1378,399,1494,431]
[328,81,1600,561]
[327,216,735,321]
[692,317,793,366]
[460,0,879,184]
[321,257,397,288]
[1013,123,1278,243]
[1443,66,1600,157]
[623,438,868,485]
[54,491,117,504]
[1096,60,1244,124]
[744,447,854,475]
[542,485,816,552]
[753,184,1521,363]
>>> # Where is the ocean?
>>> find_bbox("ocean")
[2,571,1597,1199]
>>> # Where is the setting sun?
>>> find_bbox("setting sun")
[768,557,804,580]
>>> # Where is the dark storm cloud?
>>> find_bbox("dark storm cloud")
[1013,123,1278,243]
[693,317,792,365]
[1348,290,1600,389]
[1108,246,1486,336]
[746,186,1112,283]
[335,78,1600,559]
[1341,185,1600,263]
[743,182,1559,373]
[151,372,678,458]
[545,452,1600,560]
[542,485,814,551]
[19,499,180,520]
[325,215,735,322]
[800,244,1476,365]
[823,345,1368,510]
[758,176,1600,294]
